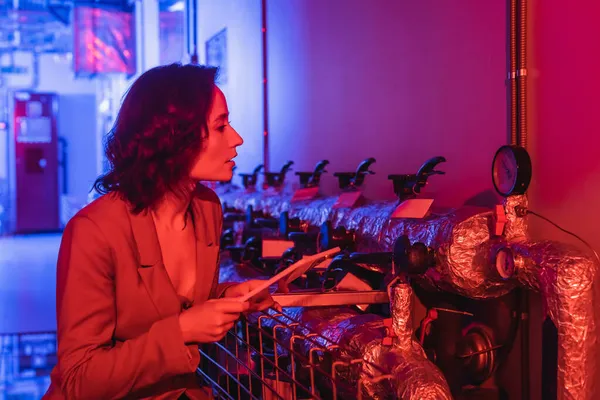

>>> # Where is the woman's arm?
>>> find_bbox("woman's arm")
[55,216,197,400]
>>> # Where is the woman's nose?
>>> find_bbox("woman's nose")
[231,129,244,146]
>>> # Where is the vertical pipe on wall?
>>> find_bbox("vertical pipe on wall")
[509,0,531,396]
[517,0,528,148]
[190,0,198,63]
[185,0,190,57]
[509,0,518,146]
[261,0,269,172]
[513,0,530,398]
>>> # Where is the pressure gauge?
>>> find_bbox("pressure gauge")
[491,145,532,197]
[494,247,515,280]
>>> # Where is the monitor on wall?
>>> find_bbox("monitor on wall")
[73,5,137,77]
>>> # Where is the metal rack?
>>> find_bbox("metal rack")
[197,307,394,400]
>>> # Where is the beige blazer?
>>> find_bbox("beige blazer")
[43,184,230,399]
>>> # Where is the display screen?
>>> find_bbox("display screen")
[73,6,136,76]
[16,117,52,143]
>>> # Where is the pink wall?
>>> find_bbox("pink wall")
[267,0,507,208]
[528,4,600,395]
[528,0,600,255]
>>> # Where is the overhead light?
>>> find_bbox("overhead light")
[168,1,184,12]
[98,99,110,114]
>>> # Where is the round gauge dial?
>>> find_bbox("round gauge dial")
[492,145,532,197]
[495,247,515,280]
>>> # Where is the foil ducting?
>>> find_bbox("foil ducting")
[502,194,528,241]
[217,190,599,398]
[288,197,339,228]
[330,201,398,251]
[214,183,241,198]
[246,285,451,400]
[512,240,598,400]
[333,203,518,299]
[219,188,259,211]
[382,281,452,399]
[257,189,294,218]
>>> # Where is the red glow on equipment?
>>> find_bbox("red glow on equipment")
[13,92,60,233]
[73,6,136,76]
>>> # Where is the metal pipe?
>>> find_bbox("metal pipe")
[517,0,528,148]
[191,0,198,63]
[185,0,190,57]
[508,0,518,146]
[261,0,269,172]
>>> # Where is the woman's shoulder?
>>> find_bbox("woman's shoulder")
[69,192,130,227]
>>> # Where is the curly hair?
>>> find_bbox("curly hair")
[93,63,218,213]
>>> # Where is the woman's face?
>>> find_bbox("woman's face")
[190,87,243,181]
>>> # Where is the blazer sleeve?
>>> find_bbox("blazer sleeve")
[55,216,197,400]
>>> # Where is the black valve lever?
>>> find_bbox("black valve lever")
[280,212,300,237]
[245,205,269,227]
[333,157,376,190]
[416,156,446,181]
[319,221,356,251]
[225,245,245,263]
[220,228,235,248]
[288,232,317,245]
[388,156,446,201]
[348,252,393,266]
[295,159,330,188]
[223,212,245,223]
[223,202,238,214]
[254,217,279,229]
[264,160,294,188]
[280,211,312,238]
[392,235,436,276]
[242,236,262,264]
[322,253,388,291]
[239,164,264,189]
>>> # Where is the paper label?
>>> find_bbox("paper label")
[333,191,362,209]
[291,187,320,202]
[390,198,434,219]
[262,239,295,258]
[263,186,279,195]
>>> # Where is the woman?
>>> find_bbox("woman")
[44,63,276,399]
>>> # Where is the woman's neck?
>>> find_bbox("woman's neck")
[151,182,197,231]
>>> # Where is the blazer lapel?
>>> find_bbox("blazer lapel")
[129,209,181,318]
[191,194,220,303]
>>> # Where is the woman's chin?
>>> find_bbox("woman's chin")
[192,165,234,182]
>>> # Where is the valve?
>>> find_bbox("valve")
[392,235,436,276]
[279,211,310,238]
[263,161,294,188]
[295,159,330,188]
[319,220,356,252]
[245,205,271,228]
[321,252,391,291]
[333,157,376,190]
[239,164,263,189]
[388,156,446,201]
[220,228,235,248]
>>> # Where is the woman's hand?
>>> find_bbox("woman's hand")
[223,280,281,312]
[178,298,249,344]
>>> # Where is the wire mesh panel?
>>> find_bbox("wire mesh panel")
[197,308,393,400]
[0,331,56,399]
